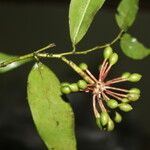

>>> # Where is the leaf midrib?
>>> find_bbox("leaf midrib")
[73,0,91,43]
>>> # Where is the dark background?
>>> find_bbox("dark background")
[0,0,150,150]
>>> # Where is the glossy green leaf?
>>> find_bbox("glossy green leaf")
[0,52,31,73]
[27,63,76,150]
[120,33,150,59]
[69,0,105,45]
[115,0,139,30]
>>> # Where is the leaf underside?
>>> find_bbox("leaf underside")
[69,0,105,45]
[120,33,150,59]
[27,63,76,150]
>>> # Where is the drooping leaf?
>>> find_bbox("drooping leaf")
[0,52,31,73]
[120,33,150,59]
[27,63,76,150]
[115,0,139,30]
[69,0,105,45]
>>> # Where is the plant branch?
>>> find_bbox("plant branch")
[60,57,94,84]
[37,30,124,58]
[0,30,124,74]
[110,29,124,45]
[0,43,55,68]
[0,53,34,68]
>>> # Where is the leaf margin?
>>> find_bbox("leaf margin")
[27,62,76,150]
[115,0,139,30]
[69,0,106,45]
[120,33,150,59]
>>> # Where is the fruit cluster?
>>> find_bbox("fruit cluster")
[61,80,87,94]
[61,46,142,131]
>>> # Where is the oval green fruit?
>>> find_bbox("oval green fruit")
[107,99,118,109]
[61,86,71,94]
[100,112,109,126]
[128,73,142,82]
[79,63,88,71]
[77,80,87,89]
[121,72,131,79]
[129,88,141,95]
[96,116,102,129]
[103,46,113,59]
[109,53,119,65]
[119,103,133,112]
[127,93,140,101]
[69,83,79,92]
[114,112,122,123]
[107,118,115,131]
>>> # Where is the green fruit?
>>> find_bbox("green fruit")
[121,72,131,79]
[69,83,79,92]
[96,117,102,129]
[61,86,71,94]
[103,46,113,59]
[128,73,142,82]
[119,103,133,112]
[121,98,130,103]
[77,80,87,89]
[127,93,140,101]
[114,112,122,123]
[79,63,88,71]
[100,112,109,126]
[61,82,70,86]
[129,88,141,95]
[107,118,115,131]
[109,53,118,65]
[107,99,118,109]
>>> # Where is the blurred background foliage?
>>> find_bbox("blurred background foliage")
[0,0,150,150]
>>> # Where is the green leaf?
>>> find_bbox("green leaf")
[27,63,76,150]
[115,0,139,30]
[120,33,150,59]
[0,53,31,73]
[69,0,105,45]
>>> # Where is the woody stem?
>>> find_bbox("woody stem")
[105,78,128,85]
[99,59,107,80]
[97,97,107,112]
[105,90,124,101]
[93,95,99,118]
[102,64,112,81]
[105,86,129,93]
